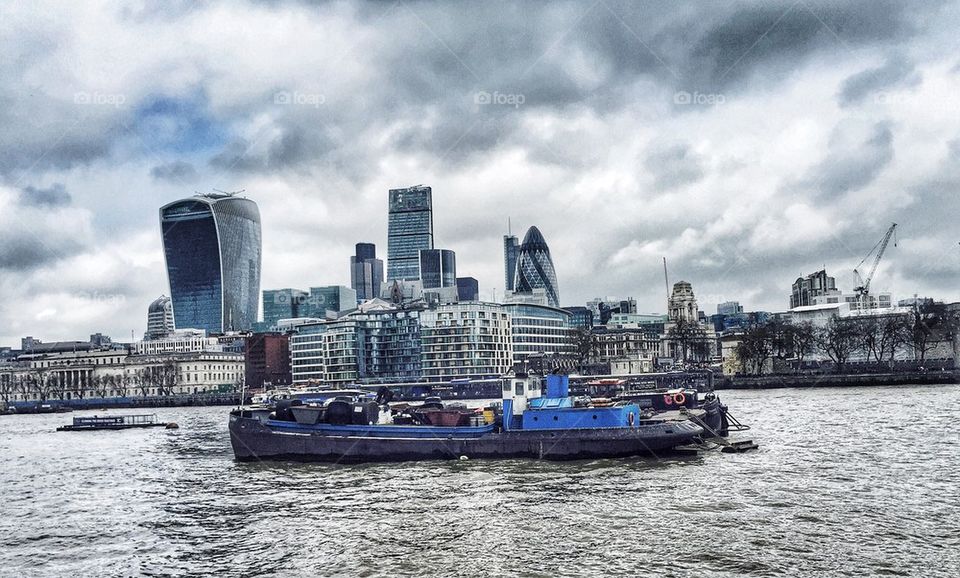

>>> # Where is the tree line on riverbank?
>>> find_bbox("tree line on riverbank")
[734,302,958,375]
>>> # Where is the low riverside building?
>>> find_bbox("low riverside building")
[501,303,576,367]
[0,345,245,403]
[290,304,424,385]
[132,330,221,355]
[288,301,575,385]
[420,302,513,380]
[595,326,662,371]
[124,351,245,396]
[245,333,292,389]
[4,349,129,402]
[609,354,655,375]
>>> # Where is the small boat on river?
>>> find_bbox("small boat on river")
[56,414,173,431]
[229,373,706,463]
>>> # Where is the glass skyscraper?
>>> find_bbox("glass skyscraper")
[160,193,262,334]
[262,288,309,328]
[503,234,519,292]
[387,185,433,281]
[350,242,384,301]
[514,226,560,308]
[419,249,456,289]
[304,286,358,318]
[456,276,479,301]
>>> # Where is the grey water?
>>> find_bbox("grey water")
[1,385,958,577]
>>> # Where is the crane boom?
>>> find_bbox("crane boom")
[853,223,897,305]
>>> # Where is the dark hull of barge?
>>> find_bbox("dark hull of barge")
[228,412,704,463]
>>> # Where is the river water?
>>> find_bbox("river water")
[1,385,958,577]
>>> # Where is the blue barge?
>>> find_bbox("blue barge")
[229,374,705,462]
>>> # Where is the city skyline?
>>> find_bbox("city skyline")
[3,1,960,346]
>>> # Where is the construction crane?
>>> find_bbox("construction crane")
[853,222,897,310]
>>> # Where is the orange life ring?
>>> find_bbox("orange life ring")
[663,395,673,406]
[673,392,686,406]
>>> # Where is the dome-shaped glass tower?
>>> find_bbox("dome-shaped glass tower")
[513,226,560,308]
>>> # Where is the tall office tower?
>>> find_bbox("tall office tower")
[355,242,376,262]
[160,193,262,334]
[419,249,456,289]
[386,185,433,281]
[350,242,384,301]
[456,277,480,301]
[145,295,175,340]
[503,234,519,292]
[262,288,309,328]
[513,226,560,308]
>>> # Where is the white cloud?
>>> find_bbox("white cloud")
[2,0,960,344]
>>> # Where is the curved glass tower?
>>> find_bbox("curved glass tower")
[160,194,262,334]
[419,249,456,289]
[513,226,560,308]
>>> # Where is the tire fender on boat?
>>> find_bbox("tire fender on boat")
[627,412,635,427]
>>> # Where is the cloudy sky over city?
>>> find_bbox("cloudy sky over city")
[2,0,960,346]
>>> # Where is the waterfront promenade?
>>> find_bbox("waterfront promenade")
[719,370,959,390]
[5,392,243,413]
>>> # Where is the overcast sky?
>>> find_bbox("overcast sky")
[2,0,959,347]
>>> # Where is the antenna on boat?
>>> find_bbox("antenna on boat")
[238,374,246,410]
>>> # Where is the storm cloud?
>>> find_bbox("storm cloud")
[1,0,959,345]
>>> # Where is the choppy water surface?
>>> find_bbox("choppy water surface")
[1,385,959,577]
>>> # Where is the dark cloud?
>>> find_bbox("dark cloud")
[208,123,339,175]
[2,0,959,344]
[20,183,71,207]
[900,137,960,232]
[687,0,924,88]
[800,121,894,199]
[0,198,89,272]
[838,55,920,106]
[644,144,704,190]
[119,0,214,22]
[0,235,81,270]
[151,160,199,182]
